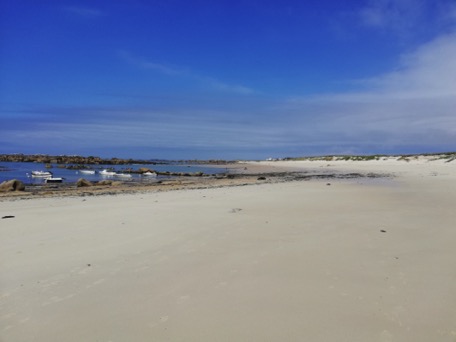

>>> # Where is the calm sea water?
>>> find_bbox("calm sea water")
[0,162,226,184]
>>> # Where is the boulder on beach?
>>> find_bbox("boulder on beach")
[76,178,93,187]
[97,180,113,186]
[0,179,25,192]
[138,167,154,173]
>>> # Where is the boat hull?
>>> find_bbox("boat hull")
[113,173,132,178]
[100,170,116,176]
[45,178,63,183]
[30,171,53,178]
[79,170,96,175]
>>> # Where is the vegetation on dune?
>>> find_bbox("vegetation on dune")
[283,152,456,162]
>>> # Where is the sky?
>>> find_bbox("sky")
[1,0,456,160]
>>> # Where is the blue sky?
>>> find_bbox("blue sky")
[1,0,455,160]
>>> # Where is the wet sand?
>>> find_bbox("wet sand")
[1,158,455,341]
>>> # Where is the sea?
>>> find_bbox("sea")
[0,162,227,184]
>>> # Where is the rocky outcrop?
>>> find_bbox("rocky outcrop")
[0,179,25,192]
[97,180,113,186]
[0,154,157,165]
[138,167,155,173]
[76,178,93,187]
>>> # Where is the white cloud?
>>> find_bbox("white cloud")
[282,31,456,151]
[2,27,455,158]
[4,32,455,157]
[299,32,456,102]
[372,33,456,97]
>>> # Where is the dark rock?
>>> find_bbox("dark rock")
[76,178,93,187]
[257,176,266,180]
[0,179,25,192]
[0,153,155,165]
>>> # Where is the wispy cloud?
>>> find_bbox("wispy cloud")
[118,51,183,76]
[359,0,425,32]
[358,0,456,40]
[64,6,106,17]
[0,107,276,156]
[204,78,255,95]
[2,26,455,158]
[118,50,255,95]
[4,31,455,158]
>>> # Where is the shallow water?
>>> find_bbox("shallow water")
[0,162,225,184]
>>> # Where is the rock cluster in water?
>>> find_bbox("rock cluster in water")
[0,154,154,165]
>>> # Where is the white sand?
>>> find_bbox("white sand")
[1,158,455,341]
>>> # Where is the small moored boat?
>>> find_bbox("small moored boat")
[45,177,64,183]
[30,171,53,178]
[142,171,157,177]
[100,169,116,176]
[114,173,132,178]
[78,170,96,175]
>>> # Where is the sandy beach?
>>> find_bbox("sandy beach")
[1,157,455,341]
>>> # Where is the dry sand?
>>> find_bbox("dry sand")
[1,158,455,341]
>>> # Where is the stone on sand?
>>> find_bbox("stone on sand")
[0,179,25,192]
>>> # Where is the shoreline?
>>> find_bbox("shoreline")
[0,162,392,200]
[2,155,454,200]
[1,158,455,341]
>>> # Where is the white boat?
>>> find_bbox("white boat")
[114,173,132,178]
[100,169,116,176]
[142,171,157,177]
[30,171,53,178]
[78,170,96,175]
[45,177,64,183]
